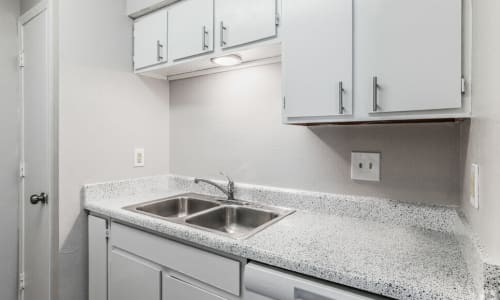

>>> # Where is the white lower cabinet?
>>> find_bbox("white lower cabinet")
[109,250,162,300]
[163,275,226,300]
[89,217,240,300]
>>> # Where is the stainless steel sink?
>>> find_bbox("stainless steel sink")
[125,193,221,219]
[186,206,281,239]
[124,193,294,239]
[135,196,220,218]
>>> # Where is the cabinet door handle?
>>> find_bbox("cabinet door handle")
[202,26,209,50]
[372,76,379,112]
[220,21,227,47]
[156,40,163,61]
[338,81,345,114]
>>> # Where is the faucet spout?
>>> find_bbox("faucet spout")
[194,173,235,200]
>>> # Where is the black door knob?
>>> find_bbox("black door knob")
[30,193,48,205]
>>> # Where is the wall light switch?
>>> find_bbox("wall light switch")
[134,148,145,167]
[351,152,381,182]
[470,163,479,209]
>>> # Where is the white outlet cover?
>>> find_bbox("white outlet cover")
[134,148,145,167]
[351,152,381,182]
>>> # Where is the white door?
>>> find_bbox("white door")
[216,0,278,49]
[134,9,168,70]
[20,3,53,300]
[170,0,214,61]
[283,0,352,119]
[355,0,462,113]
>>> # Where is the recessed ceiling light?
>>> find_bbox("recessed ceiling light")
[210,54,243,66]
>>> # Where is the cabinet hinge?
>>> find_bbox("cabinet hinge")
[275,13,280,26]
[19,273,25,291]
[19,162,25,178]
[18,52,25,68]
[461,76,466,94]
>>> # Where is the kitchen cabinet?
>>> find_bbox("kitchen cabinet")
[163,274,226,300]
[109,250,162,300]
[355,0,462,114]
[170,0,214,61]
[127,0,175,18]
[216,0,278,49]
[133,9,168,70]
[282,0,352,121]
[88,216,108,300]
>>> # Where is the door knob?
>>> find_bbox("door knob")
[30,193,48,205]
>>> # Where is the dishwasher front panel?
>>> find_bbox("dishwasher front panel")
[244,263,387,300]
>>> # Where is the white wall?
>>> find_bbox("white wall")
[170,64,461,207]
[460,0,500,265]
[0,0,20,299]
[57,0,170,299]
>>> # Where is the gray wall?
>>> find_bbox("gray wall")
[20,0,39,13]
[460,0,500,265]
[170,63,461,206]
[0,0,20,299]
[57,0,170,299]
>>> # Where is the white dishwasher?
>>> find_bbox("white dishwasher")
[244,263,386,300]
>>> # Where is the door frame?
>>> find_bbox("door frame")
[18,1,58,299]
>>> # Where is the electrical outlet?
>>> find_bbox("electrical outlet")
[470,163,479,209]
[134,148,145,167]
[351,152,381,182]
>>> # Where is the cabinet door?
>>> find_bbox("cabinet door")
[216,0,277,49]
[355,0,462,113]
[109,250,161,300]
[88,216,107,300]
[134,9,168,70]
[163,275,226,300]
[283,0,352,119]
[170,0,214,61]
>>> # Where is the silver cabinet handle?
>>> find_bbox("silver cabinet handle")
[373,76,379,112]
[156,40,164,61]
[202,25,209,50]
[338,81,345,114]
[220,21,227,47]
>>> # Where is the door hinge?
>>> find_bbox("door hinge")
[18,52,25,68]
[105,228,110,239]
[283,96,286,109]
[19,162,25,178]
[19,273,25,290]
[275,13,280,26]
[461,76,466,94]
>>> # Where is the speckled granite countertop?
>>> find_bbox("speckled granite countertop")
[84,175,478,300]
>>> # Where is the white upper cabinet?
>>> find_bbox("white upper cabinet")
[283,0,352,121]
[355,0,462,114]
[134,9,168,70]
[216,0,278,49]
[170,0,214,61]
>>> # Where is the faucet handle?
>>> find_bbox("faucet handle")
[219,171,233,183]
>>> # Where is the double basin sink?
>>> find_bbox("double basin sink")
[125,193,295,239]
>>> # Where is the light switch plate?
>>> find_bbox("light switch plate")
[470,163,479,209]
[351,152,381,182]
[134,148,145,167]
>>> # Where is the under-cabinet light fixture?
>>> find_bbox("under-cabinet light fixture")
[210,54,242,66]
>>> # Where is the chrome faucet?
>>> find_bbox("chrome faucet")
[194,172,235,200]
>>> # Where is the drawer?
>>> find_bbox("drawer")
[111,222,240,296]
[163,275,226,300]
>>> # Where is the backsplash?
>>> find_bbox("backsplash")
[169,63,461,207]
